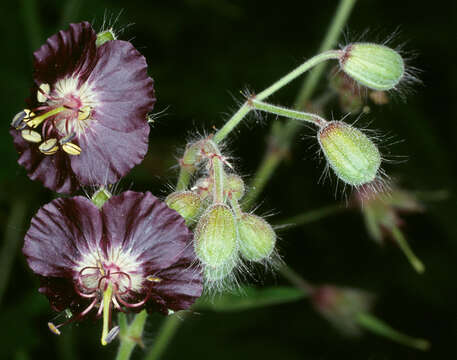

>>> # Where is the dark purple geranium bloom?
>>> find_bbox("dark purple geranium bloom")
[11,22,155,193]
[23,191,202,345]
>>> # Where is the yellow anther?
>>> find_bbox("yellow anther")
[78,106,92,121]
[37,83,50,103]
[47,322,61,335]
[96,260,105,276]
[39,138,58,155]
[59,132,76,145]
[146,275,162,283]
[11,109,35,129]
[21,129,42,143]
[62,142,82,156]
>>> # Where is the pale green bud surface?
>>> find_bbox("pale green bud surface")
[204,260,236,282]
[225,174,245,200]
[96,29,116,47]
[318,121,381,186]
[91,187,112,209]
[238,213,276,262]
[194,204,238,267]
[340,43,404,91]
[165,191,203,225]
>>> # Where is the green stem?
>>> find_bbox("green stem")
[257,50,342,101]
[144,313,187,360]
[391,226,425,274]
[213,102,251,144]
[242,150,282,210]
[295,0,357,109]
[356,312,430,351]
[176,165,195,191]
[116,310,148,360]
[211,156,225,204]
[213,50,340,145]
[0,199,28,305]
[274,204,343,228]
[279,265,314,295]
[245,0,357,207]
[251,99,327,127]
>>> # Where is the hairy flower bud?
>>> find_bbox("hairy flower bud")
[238,213,276,262]
[96,29,116,47]
[339,43,405,91]
[91,187,112,208]
[194,204,238,268]
[318,121,381,186]
[225,174,245,200]
[166,191,203,225]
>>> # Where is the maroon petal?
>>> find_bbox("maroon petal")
[39,277,84,313]
[10,128,80,193]
[69,122,149,185]
[23,196,103,277]
[88,40,156,132]
[33,22,97,86]
[146,245,203,313]
[101,192,194,270]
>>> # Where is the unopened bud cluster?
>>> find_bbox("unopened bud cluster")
[166,138,276,289]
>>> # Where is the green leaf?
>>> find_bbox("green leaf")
[195,286,306,312]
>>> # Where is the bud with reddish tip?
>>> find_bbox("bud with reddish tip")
[194,204,238,268]
[238,213,276,262]
[318,121,381,186]
[339,43,405,91]
[166,191,203,225]
[311,285,374,336]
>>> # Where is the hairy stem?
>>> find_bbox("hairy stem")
[245,0,357,207]
[251,100,328,127]
[213,50,340,145]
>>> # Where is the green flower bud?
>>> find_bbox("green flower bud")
[91,187,112,209]
[204,260,236,282]
[225,174,245,200]
[238,213,276,262]
[194,204,238,267]
[311,285,374,337]
[194,177,213,200]
[96,29,116,47]
[318,121,381,186]
[340,43,404,91]
[165,191,203,225]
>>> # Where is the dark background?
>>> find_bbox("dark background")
[0,0,455,359]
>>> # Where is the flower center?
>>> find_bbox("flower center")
[47,252,162,345]
[12,77,98,156]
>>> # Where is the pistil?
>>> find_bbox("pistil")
[26,106,66,128]
[101,283,114,346]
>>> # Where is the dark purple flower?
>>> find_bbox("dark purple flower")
[23,191,202,345]
[11,22,155,193]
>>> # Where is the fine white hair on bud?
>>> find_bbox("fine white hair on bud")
[318,121,381,186]
[339,43,405,91]
[238,213,276,262]
[194,204,239,269]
